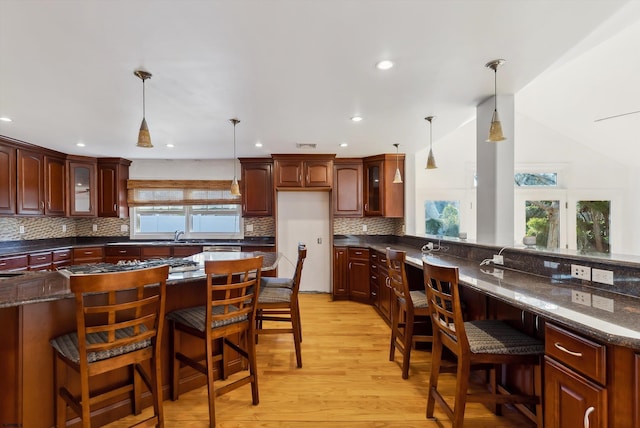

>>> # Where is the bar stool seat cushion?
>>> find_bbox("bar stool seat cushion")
[167,305,247,332]
[261,277,294,289]
[50,326,151,364]
[259,286,292,304]
[465,320,545,355]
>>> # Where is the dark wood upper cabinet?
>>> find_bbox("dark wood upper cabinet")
[273,155,334,189]
[333,159,363,217]
[44,155,66,216]
[98,158,131,218]
[363,154,404,218]
[0,144,16,215]
[240,158,273,217]
[67,156,97,217]
[16,149,45,215]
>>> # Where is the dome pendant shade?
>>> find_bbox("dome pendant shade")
[392,143,403,183]
[487,110,506,142]
[229,118,241,196]
[426,148,437,169]
[424,115,438,169]
[134,69,153,148]
[230,177,241,196]
[485,59,506,143]
[393,167,403,184]
[137,117,153,148]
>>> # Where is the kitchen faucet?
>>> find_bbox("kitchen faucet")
[174,230,184,242]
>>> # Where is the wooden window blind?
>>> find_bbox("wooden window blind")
[127,180,241,206]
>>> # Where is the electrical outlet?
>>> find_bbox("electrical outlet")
[362,224,367,232]
[62,224,67,232]
[571,290,591,306]
[120,224,129,232]
[92,224,98,232]
[592,268,614,285]
[245,224,254,232]
[492,255,504,265]
[19,225,25,234]
[571,264,591,281]
[592,295,614,312]
[492,268,504,279]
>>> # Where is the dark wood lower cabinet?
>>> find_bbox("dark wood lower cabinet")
[333,247,348,298]
[545,356,607,428]
[348,248,370,302]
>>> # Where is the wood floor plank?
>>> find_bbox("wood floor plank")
[106,293,535,427]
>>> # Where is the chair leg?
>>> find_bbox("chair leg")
[151,352,164,427]
[247,327,260,405]
[452,357,471,428]
[133,364,142,415]
[79,365,92,428]
[389,300,399,362]
[205,336,217,428]
[534,359,544,428]
[291,301,303,368]
[295,303,303,343]
[54,354,67,428]
[426,335,442,419]
[169,321,180,401]
[401,312,414,379]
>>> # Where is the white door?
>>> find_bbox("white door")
[276,191,331,292]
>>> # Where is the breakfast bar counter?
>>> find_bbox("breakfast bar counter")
[0,251,279,428]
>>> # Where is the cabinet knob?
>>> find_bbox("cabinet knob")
[114,204,117,211]
[583,406,595,428]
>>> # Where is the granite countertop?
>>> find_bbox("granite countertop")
[339,240,640,349]
[0,251,280,309]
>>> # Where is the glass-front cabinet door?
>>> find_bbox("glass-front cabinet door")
[68,160,97,217]
[364,160,382,216]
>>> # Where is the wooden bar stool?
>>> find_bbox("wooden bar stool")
[423,261,544,428]
[387,248,432,379]
[50,265,170,428]
[256,243,307,368]
[166,256,262,427]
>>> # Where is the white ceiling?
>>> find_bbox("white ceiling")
[0,0,637,161]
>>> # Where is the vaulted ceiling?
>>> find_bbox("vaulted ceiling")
[0,0,637,161]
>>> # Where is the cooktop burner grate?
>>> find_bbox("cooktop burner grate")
[61,258,200,275]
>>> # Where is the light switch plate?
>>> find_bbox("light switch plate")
[92,224,98,232]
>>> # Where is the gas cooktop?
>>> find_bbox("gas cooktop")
[61,258,200,275]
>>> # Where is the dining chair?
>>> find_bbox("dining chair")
[166,255,263,427]
[255,243,307,368]
[50,265,170,428]
[386,248,432,379]
[423,261,544,428]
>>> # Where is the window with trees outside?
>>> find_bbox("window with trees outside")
[525,200,560,249]
[576,200,610,254]
[425,200,460,237]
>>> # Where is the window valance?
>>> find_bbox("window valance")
[127,180,241,206]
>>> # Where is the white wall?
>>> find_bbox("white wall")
[129,159,238,180]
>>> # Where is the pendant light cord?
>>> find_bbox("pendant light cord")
[233,122,237,177]
[493,68,498,112]
[142,79,146,119]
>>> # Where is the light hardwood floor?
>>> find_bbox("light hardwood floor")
[107,293,534,427]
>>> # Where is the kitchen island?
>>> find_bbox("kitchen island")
[0,251,279,428]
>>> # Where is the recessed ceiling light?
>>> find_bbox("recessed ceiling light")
[351,116,363,122]
[339,142,348,148]
[0,117,12,122]
[76,142,85,147]
[375,60,394,70]
[255,142,263,148]
[166,143,175,148]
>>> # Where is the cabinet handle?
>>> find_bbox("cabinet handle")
[84,251,93,255]
[535,315,539,332]
[348,262,352,269]
[40,201,45,209]
[0,262,6,266]
[119,250,127,254]
[47,201,51,209]
[365,203,368,211]
[554,342,583,357]
[521,310,525,326]
[385,277,391,288]
[113,204,117,211]
[371,291,377,297]
[583,406,595,428]
[37,256,46,261]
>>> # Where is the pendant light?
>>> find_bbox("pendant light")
[425,116,437,169]
[485,59,506,142]
[229,118,241,196]
[134,70,153,148]
[392,143,403,184]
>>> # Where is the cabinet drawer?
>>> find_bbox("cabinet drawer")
[0,254,28,271]
[52,249,72,262]
[28,252,52,266]
[105,246,141,257]
[141,246,171,258]
[73,247,104,262]
[546,323,606,384]
[172,246,202,257]
[348,248,369,260]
